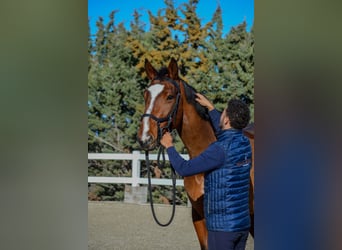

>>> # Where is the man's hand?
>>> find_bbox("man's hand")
[195,93,215,111]
[160,132,174,149]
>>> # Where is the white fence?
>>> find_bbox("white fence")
[88,150,189,187]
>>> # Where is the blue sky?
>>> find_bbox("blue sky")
[88,0,254,35]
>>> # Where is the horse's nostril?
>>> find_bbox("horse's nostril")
[138,135,155,150]
[138,137,150,147]
[138,139,145,147]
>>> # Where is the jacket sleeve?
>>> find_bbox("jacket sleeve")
[209,109,222,135]
[166,143,225,177]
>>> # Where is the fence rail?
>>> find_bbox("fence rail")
[88,150,189,187]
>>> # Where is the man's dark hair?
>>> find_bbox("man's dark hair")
[226,99,250,129]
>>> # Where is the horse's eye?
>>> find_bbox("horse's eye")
[167,95,174,100]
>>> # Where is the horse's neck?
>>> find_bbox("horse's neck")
[177,103,216,158]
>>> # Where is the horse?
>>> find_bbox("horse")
[137,58,254,250]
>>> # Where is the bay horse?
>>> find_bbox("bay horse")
[137,58,254,249]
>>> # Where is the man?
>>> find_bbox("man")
[160,93,252,250]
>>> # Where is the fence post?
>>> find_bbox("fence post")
[124,150,147,204]
[131,150,140,187]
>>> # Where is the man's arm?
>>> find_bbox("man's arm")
[195,93,215,111]
[195,93,222,134]
[160,132,225,176]
[166,145,225,176]
[208,109,221,134]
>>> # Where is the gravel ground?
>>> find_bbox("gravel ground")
[88,201,254,250]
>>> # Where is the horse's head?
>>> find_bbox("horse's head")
[137,58,182,151]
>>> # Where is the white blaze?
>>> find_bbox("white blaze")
[141,84,164,142]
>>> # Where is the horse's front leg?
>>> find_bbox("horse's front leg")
[189,195,208,250]
[184,174,208,250]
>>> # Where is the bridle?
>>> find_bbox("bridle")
[141,77,181,142]
[141,77,181,227]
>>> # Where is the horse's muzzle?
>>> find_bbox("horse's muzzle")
[138,136,158,151]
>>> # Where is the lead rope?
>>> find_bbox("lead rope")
[145,143,177,226]
[142,79,180,226]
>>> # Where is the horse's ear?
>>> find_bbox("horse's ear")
[145,59,157,80]
[168,58,179,80]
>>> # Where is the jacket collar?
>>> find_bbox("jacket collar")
[217,128,242,139]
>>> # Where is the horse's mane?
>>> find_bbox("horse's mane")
[182,82,210,121]
[155,67,210,121]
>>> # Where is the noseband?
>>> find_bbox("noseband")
[141,77,181,142]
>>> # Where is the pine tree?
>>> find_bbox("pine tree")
[88,12,144,153]
[223,21,254,120]
[194,4,228,110]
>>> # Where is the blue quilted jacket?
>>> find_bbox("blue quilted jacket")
[204,129,252,232]
[166,109,252,232]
